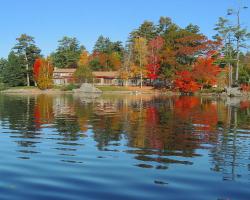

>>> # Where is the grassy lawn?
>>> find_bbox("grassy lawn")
[7,86,37,90]
[10,86,37,89]
[96,86,155,92]
[0,85,39,92]
[1,85,155,92]
[96,86,132,91]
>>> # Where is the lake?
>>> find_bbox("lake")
[0,94,249,200]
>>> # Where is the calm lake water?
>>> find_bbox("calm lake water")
[0,94,249,200]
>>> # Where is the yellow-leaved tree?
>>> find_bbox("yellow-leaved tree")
[133,37,148,88]
[74,51,93,84]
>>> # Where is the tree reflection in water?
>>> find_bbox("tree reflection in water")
[0,94,250,178]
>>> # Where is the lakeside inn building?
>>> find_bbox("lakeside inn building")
[53,68,146,86]
[53,68,120,86]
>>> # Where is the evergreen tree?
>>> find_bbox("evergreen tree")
[0,58,8,81]
[51,36,85,68]
[13,34,41,86]
[93,36,112,53]
[214,6,250,85]
[2,52,26,86]
[129,21,157,42]
[90,36,123,71]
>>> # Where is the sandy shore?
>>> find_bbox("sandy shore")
[0,88,72,95]
[1,87,249,98]
[0,86,168,95]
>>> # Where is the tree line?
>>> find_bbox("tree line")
[0,13,249,92]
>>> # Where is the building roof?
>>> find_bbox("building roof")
[53,68,119,78]
[53,68,76,73]
[92,71,119,78]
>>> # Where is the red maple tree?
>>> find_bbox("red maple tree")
[175,34,221,58]
[192,56,221,88]
[174,70,200,93]
[147,36,164,80]
[33,58,42,82]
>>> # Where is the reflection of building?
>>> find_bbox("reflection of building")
[94,101,118,116]
[53,96,75,116]
[53,68,120,86]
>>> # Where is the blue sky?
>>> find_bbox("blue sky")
[0,0,249,58]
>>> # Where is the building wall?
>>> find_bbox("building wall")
[53,71,150,86]
[53,78,71,85]
[93,78,119,86]
[54,79,65,85]
[53,76,120,86]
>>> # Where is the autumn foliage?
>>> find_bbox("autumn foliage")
[174,53,222,93]
[33,58,53,90]
[174,70,200,93]
[33,58,42,82]
[241,84,250,92]
[175,35,220,58]
[147,36,164,80]
[193,56,221,88]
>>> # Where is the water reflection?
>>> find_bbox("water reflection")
[0,94,250,199]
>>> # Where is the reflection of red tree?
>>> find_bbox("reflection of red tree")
[174,96,200,121]
[193,103,218,132]
[146,106,159,124]
[174,97,218,133]
[33,96,54,129]
[146,106,163,149]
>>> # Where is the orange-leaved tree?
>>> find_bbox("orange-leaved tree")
[74,51,93,83]
[174,70,200,93]
[192,55,221,89]
[109,52,121,70]
[33,58,54,90]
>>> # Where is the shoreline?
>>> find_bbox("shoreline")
[1,87,250,98]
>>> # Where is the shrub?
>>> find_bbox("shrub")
[0,83,7,91]
[61,84,78,91]
[241,84,250,92]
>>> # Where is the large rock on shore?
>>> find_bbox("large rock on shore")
[225,87,242,97]
[73,83,102,94]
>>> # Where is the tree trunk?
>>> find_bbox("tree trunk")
[139,52,143,88]
[140,71,143,88]
[24,53,30,87]
[235,11,240,84]
[235,50,240,83]
[229,63,233,87]
[227,39,233,87]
